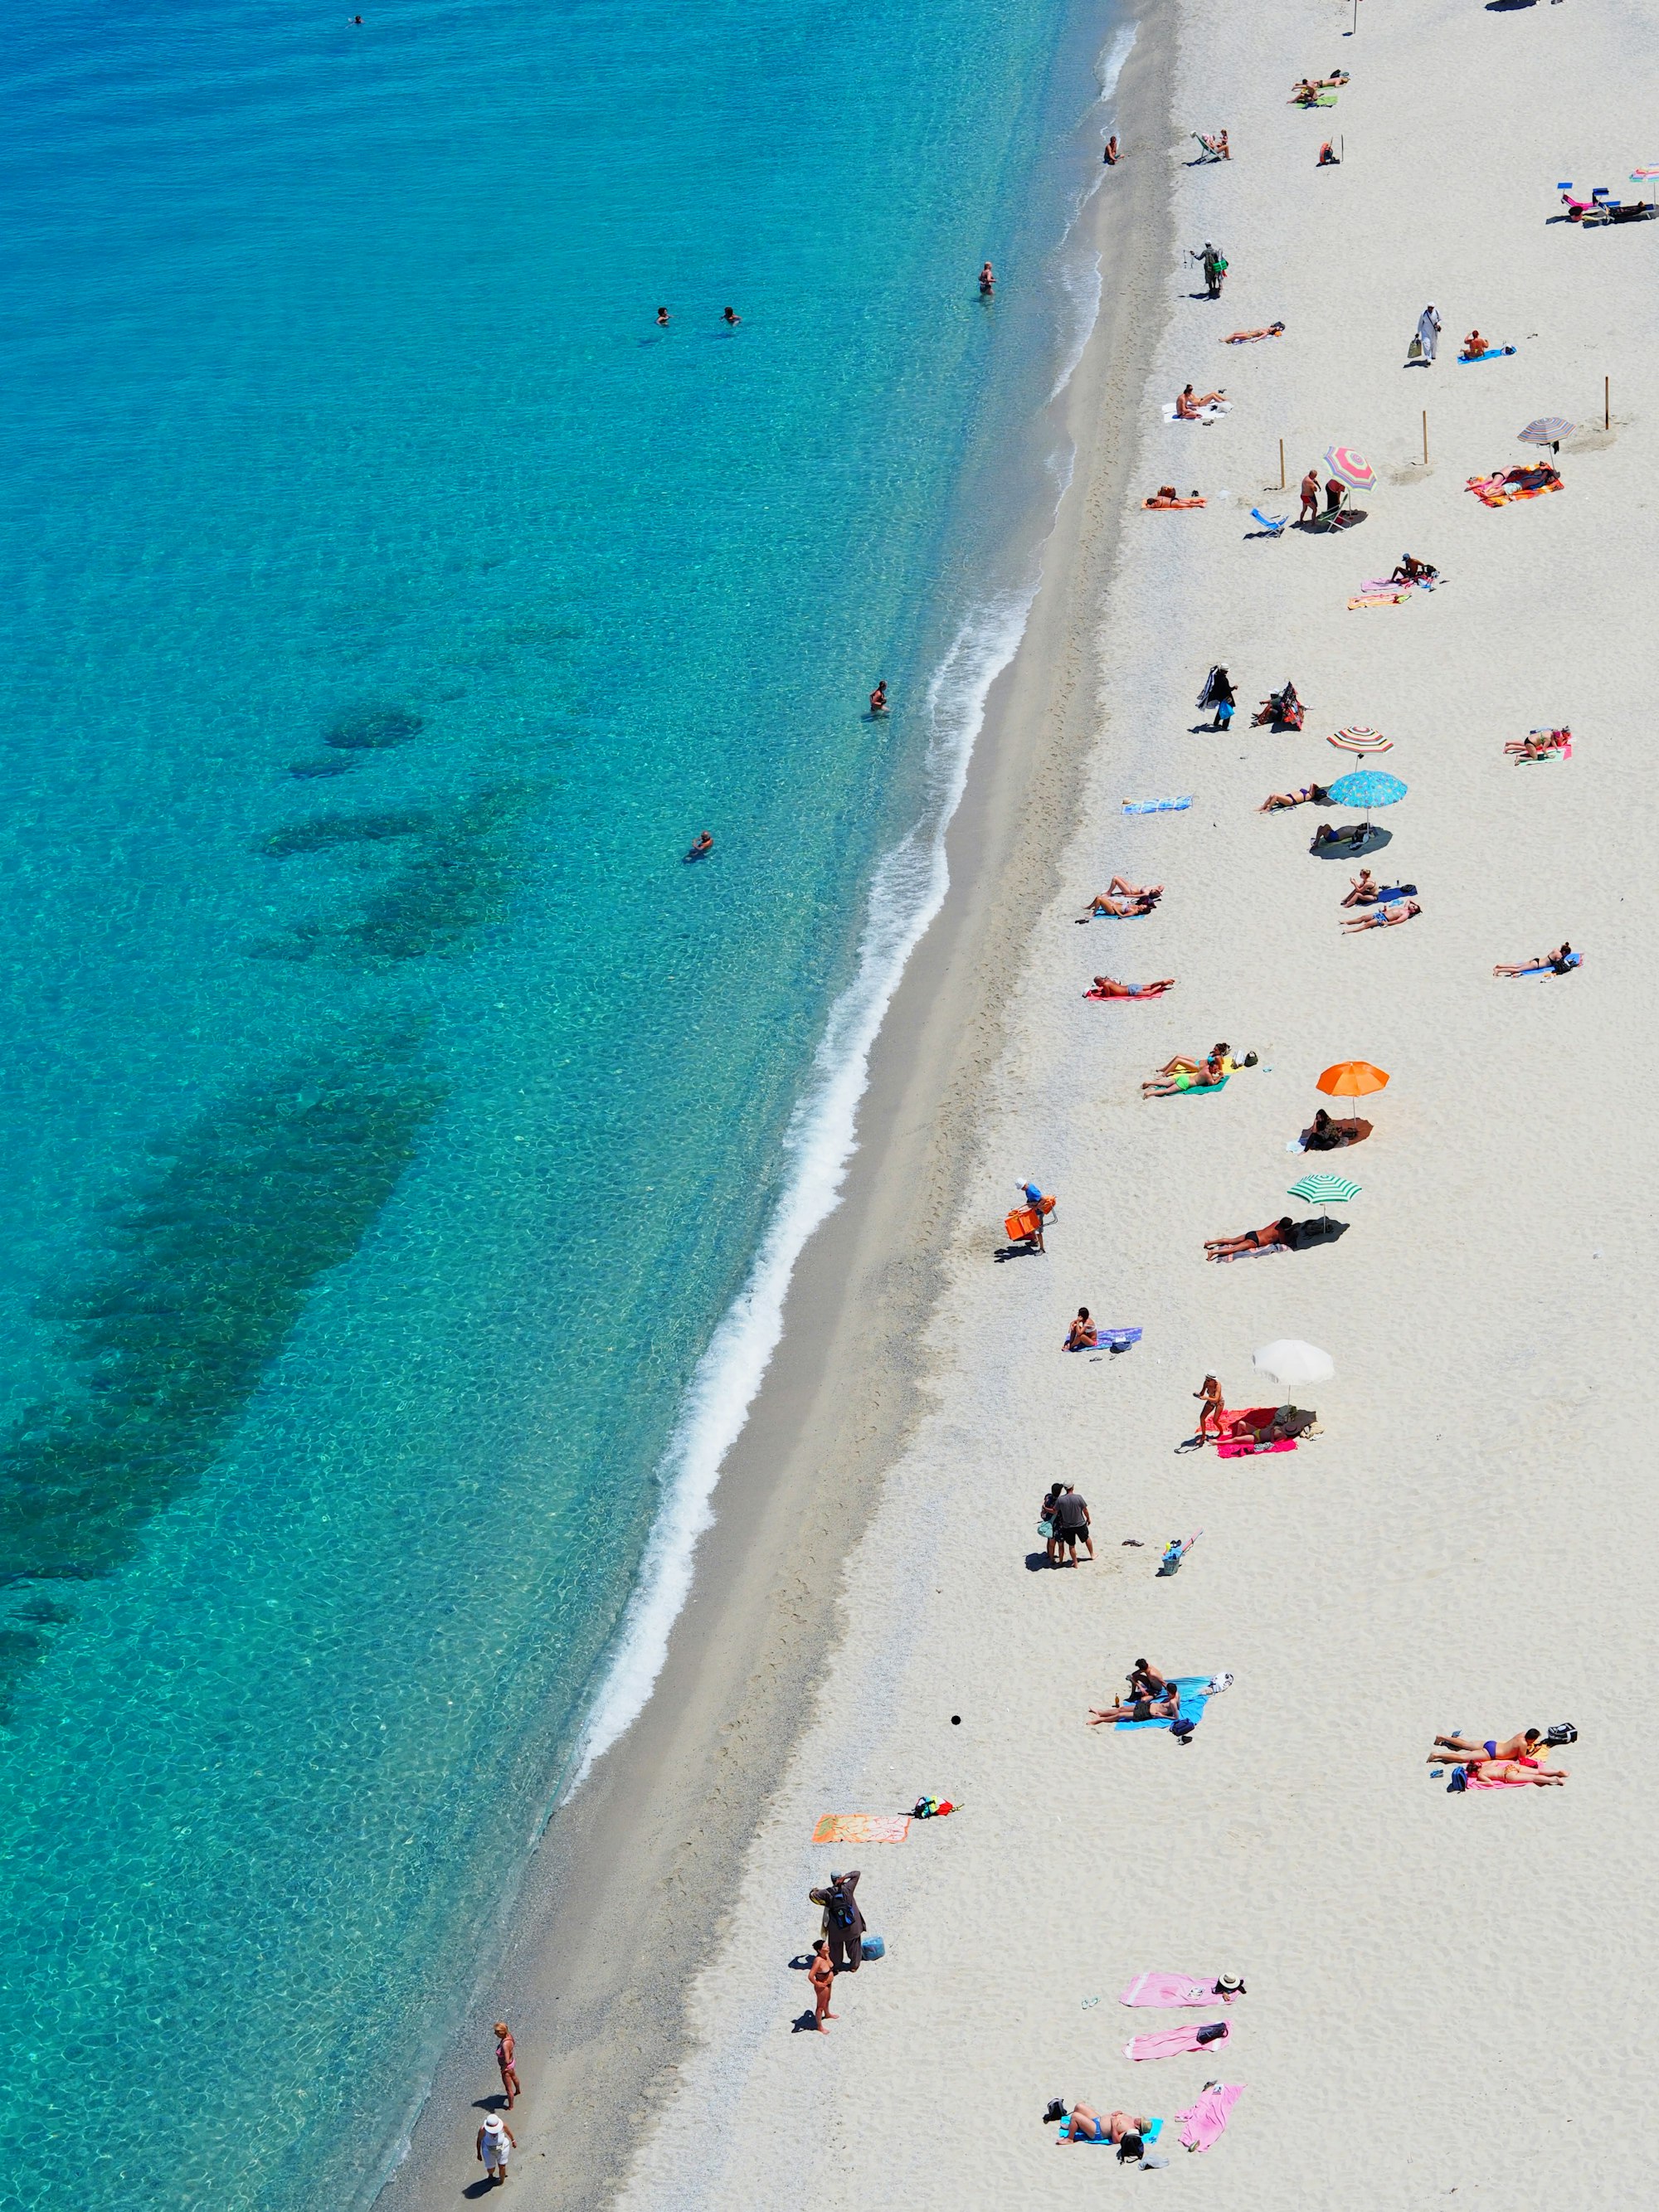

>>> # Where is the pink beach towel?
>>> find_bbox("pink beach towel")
[1124,2021,1230,2061]
[1217,1436,1296,1460]
[1465,1772,1539,1791]
[1120,1972,1239,2009]
[1177,2081,1242,2152]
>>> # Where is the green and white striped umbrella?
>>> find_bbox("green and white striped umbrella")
[1287,1173,1362,1205]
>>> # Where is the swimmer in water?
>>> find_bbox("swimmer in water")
[686,832,713,861]
[869,681,888,716]
[979,261,995,296]
[656,307,670,326]
[722,306,741,326]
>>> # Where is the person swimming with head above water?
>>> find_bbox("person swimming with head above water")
[685,831,713,860]
[869,680,888,716]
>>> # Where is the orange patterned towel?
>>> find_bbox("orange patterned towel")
[812,1814,911,1844]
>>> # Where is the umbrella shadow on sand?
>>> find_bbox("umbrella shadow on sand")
[1288,1217,1350,1252]
[1309,824,1393,858]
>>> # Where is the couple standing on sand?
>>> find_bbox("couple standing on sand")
[474,2024,521,2185]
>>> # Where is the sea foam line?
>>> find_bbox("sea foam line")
[1048,22,1136,401]
[566,589,1035,1793]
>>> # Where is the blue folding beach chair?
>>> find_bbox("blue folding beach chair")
[1249,508,1288,536]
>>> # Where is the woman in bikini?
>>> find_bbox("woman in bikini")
[1494,941,1573,975]
[1064,1308,1098,1351]
[1175,382,1226,418]
[1058,2105,1151,2146]
[1260,783,1330,813]
[1155,1042,1232,1078]
[1204,1216,1295,1262]
[1142,1053,1222,1094]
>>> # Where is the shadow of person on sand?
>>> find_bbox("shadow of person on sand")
[993,1241,1044,1263]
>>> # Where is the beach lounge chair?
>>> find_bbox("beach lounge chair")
[1191,134,1226,162]
[1249,508,1287,536]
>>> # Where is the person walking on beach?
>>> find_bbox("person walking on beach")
[1194,1373,1224,1442]
[1299,466,1321,523]
[808,1939,838,2028]
[477,2112,517,2185]
[1200,242,1227,297]
[810,1869,865,1972]
[1201,665,1236,728]
[494,2022,519,2109]
[1413,303,1441,363]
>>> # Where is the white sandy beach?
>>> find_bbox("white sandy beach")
[600,0,1659,2203]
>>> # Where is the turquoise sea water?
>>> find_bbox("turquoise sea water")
[0,0,1128,2201]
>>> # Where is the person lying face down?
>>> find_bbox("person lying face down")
[1204,1215,1297,1262]
[1494,941,1574,975]
[1457,1757,1569,1786]
[1087,1680,1181,1725]
[1088,975,1176,999]
[1142,1053,1224,1094]
[1433,1728,1543,1762]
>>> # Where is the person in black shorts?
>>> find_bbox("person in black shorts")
[1052,1486,1092,1564]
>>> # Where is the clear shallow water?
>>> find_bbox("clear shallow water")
[0,0,1127,2202]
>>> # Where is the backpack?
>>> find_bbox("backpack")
[1195,2021,1228,2045]
[1545,1723,1577,1746]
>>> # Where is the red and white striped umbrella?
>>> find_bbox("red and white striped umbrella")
[1324,444,1375,490]
[1329,726,1392,753]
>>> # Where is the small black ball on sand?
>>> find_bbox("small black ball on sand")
[951,1714,961,1725]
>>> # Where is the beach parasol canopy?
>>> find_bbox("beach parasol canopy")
[1253,1339,1335,1388]
[1519,416,1574,450]
[1326,768,1407,811]
[1329,725,1392,753]
[1287,1172,1362,1218]
[1324,444,1375,490]
[1317,1059,1389,1101]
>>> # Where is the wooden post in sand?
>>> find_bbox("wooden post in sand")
[1279,437,1286,489]
[1422,410,1428,465]
[1606,375,1611,430]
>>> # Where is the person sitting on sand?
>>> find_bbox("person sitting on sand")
[1142,1053,1224,1095]
[1081,877,1162,917]
[1054,2104,1151,2146]
[1342,898,1420,931]
[1389,553,1438,583]
[1317,139,1338,166]
[1259,783,1330,812]
[1461,329,1487,360]
[1495,941,1574,975]
[1127,1659,1170,1700]
[1089,975,1175,999]
[1088,1682,1181,1725]
[1341,868,1379,907]
[1175,382,1226,418]
[1433,1728,1545,1762]
[1301,1107,1350,1151]
[1065,1307,1098,1351]
[1225,321,1285,343]
[1204,1215,1295,1262]
[1103,134,1121,165]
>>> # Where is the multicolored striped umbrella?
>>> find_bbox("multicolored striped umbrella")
[1328,726,1392,753]
[1519,416,1574,446]
[1324,444,1375,490]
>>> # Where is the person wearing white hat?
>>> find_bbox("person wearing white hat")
[477,2110,517,2184]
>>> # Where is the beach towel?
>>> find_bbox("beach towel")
[1291,89,1336,105]
[1217,1433,1296,1458]
[1456,346,1516,362]
[1347,592,1412,608]
[1358,576,1436,595]
[1515,739,1572,761]
[1160,401,1231,425]
[810,1814,910,1845]
[1115,1675,1212,1733]
[1065,1326,1142,1351]
[1144,495,1206,508]
[1120,1973,1241,2010]
[1058,2114,1164,2144]
[1511,952,1583,975]
[1122,795,1193,814]
[1125,2020,1230,2061]
[1177,2082,1243,2152]
[1467,470,1562,508]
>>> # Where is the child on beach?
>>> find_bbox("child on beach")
[809,1940,837,2028]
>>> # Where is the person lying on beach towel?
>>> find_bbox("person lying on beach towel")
[1341,898,1420,931]
[1079,878,1162,917]
[1154,1043,1243,1080]
[1174,383,1227,419]
[1088,1683,1183,1726]
[1204,1216,1296,1262]
[1121,1972,1245,2009]
[1258,783,1330,812]
[1142,1053,1224,1094]
[1467,464,1561,505]
[1049,2103,1152,2149]
[1506,727,1571,758]
[1433,1728,1545,1762]
[1224,322,1285,343]
[1144,485,1206,508]
[1457,1757,1569,1787]
[1087,975,1175,999]
[1495,942,1574,975]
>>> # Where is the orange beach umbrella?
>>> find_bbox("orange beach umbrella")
[1317,1060,1389,1125]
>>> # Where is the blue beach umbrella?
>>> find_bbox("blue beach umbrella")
[1326,767,1407,834]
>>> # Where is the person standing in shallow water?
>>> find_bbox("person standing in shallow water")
[494,2022,519,2108]
[722,305,741,326]
[979,260,995,296]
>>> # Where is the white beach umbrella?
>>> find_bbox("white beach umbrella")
[1253,1339,1334,1388]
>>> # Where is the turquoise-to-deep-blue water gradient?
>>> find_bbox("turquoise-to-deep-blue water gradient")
[0,0,1127,2201]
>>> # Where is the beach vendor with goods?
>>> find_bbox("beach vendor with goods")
[809,1869,866,1973]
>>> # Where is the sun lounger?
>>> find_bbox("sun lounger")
[1125,2021,1231,2061]
[1177,2083,1243,2153]
[1120,1973,1242,2010]
[1250,508,1288,535]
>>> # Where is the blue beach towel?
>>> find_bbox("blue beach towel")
[1456,346,1516,362]
[1063,1326,1142,1352]
[1513,952,1583,975]
[1122,795,1194,814]
[1116,1676,1212,1732]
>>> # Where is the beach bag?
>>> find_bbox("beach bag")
[860,1934,885,1960]
[1407,333,1423,361]
[1171,1718,1196,1743]
[1195,2022,1228,2045]
[1447,1767,1468,1792]
[1038,1519,1053,1539]
[1545,1723,1577,1746]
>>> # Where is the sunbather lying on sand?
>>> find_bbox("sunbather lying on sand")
[1204,1215,1295,1262]
[1495,942,1573,975]
[1175,382,1226,418]
[1506,727,1570,756]
[1143,1053,1224,1094]
[1462,1757,1569,1785]
[1433,1729,1544,1760]
[1342,898,1419,931]
[1081,878,1162,917]
[1224,322,1285,343]
[1054,2105,1151,2146]
[1155,1043,1233,1077]
[1144,485,1205,508]
[1088,1685,1181,1725]
[1088,975,1175,999]
[1259,783,1330,812]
